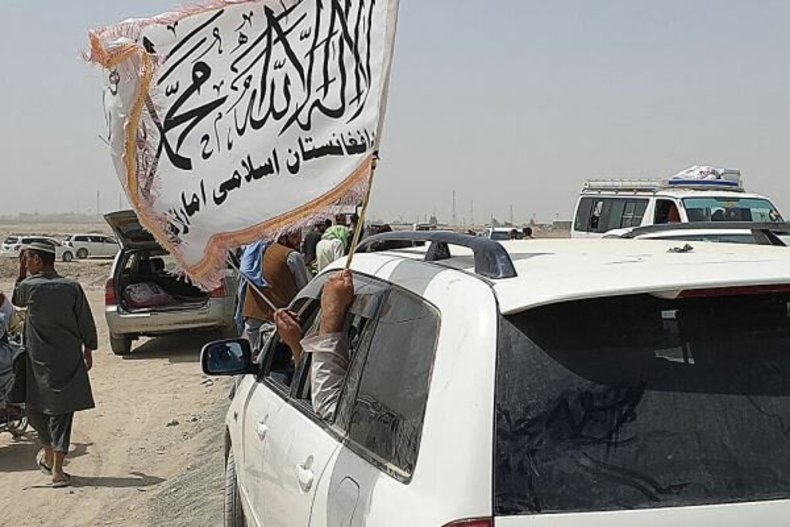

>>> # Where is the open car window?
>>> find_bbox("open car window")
[290,272,389,420]
[258,297,318,394]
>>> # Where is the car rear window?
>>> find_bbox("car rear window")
[495,291,790,515]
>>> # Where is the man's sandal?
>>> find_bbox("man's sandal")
[52,474,71,488]
[36,450,52,476]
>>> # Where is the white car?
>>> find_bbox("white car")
[203,232,790,526]
[1,235,75,262]
[63,233,120,259]
[604,221,790,246]
[572,171,784,238]
[480,227,519,240]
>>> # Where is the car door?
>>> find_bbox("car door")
[309,286,442,527]
[88,236,103,256]
[103,236,120,257]
[239,311,308,527]
[259,272,387,527]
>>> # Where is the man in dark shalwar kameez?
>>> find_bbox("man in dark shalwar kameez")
[12,242,97,488]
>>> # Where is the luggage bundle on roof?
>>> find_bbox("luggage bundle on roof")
[584,166,742,194]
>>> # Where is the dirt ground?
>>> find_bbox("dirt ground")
[0,230,232,527]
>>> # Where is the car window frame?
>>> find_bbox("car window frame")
[256,270,392,447]
[256,296,317,400]
[334,284,442,483]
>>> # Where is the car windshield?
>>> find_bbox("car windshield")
[4,237,18,244]
[490,231,511,241]
[682,197,783,222]
[496,291,790,515]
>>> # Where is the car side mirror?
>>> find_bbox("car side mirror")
[201,339,253,376]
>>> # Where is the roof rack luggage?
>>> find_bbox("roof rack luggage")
[583,169,743,193]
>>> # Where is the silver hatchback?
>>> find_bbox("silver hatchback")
[104,211,237,355]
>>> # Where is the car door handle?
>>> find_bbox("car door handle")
[296,463,314,493]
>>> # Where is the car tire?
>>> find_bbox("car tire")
[224,449,245,527]
[110,335,132,356]
[76,248,89,259]
[62,252,73,263]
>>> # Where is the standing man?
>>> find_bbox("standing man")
[301,219,331,272]
[316,225,351,272]
[12,242,97,488]
[238,231,311,354]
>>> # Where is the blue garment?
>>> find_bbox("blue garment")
[234,241,269,333]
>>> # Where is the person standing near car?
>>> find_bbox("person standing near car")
[316,224,351,272]
[301,219,332,272]
[238,231,311,354]
[12,242,97,488]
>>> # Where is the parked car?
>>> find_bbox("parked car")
[604,221,790,246]
[480,227,517,240]
[63,233,120,259]
[572,170,784,238]
[202,231,790,526]
[103,210,237,356]
[1,235,75,262]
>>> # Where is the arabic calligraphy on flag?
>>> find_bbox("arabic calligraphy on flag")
[87,0,399,288]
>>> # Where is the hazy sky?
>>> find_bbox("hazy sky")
[2,1,789,224]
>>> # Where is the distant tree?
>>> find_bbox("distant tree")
[491,217,502,227]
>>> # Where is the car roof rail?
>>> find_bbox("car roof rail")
[621,222,790,246]
[356,231,518,279]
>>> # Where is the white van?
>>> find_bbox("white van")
[572,171,784,238]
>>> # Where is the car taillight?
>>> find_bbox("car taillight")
[105,278,118,306]
[208,282,227,298]
[442,519,492,527]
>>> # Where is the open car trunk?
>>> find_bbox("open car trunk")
[105,210,210,313]
[115,249,209,313]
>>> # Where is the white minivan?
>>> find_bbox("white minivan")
[203,231,790,527]
[572,172,784,238]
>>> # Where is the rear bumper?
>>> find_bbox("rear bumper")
[105,299,234,337]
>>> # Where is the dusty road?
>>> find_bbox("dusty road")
[0,256,232,527]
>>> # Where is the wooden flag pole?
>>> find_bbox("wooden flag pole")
[345,152,380,270]
[227,257,278,312]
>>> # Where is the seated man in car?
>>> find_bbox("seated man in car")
[274,270,355,420]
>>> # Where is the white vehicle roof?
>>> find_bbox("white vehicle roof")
[341,239,790,316]
[581,187,772,200]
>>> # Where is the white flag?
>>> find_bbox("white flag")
[88,0,399,288]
